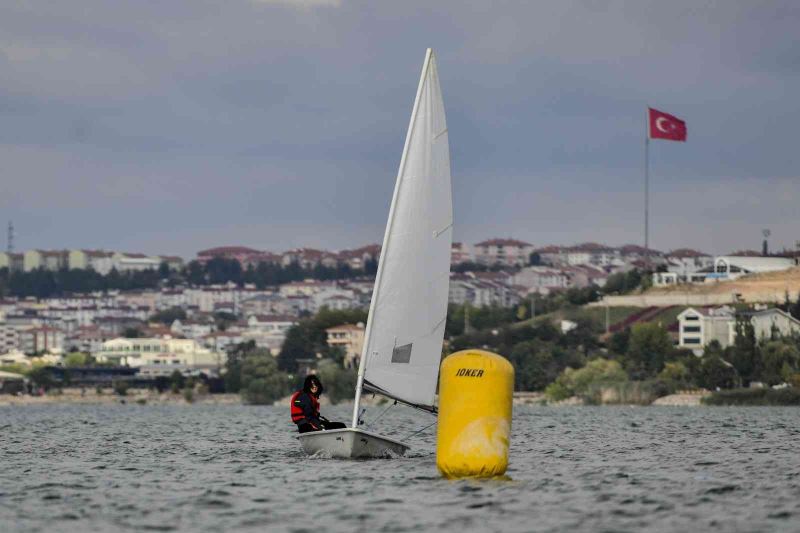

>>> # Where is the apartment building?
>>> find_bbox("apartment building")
[326,323,365,369]
[473,239,534,267]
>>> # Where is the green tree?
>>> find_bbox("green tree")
[697,353,739,390]
[315,359,357,404]
[624,323,673,379]
[545,358,628,401]
[760,340,800,386]
[790,292,800,321]
[509,341,560,391]
[241,350,291,405]
[727,317,760,385]
[63,352,89,367]
[149,307,187,325]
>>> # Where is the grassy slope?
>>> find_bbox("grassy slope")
[512,305,689,334]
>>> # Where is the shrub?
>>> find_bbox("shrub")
[545,358,628,401]
[703,387,800,406]
[113,380,129,396]
[182,387,195,403]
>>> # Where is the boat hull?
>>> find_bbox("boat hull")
[298,428,409,458]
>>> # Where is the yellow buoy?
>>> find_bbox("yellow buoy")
[436,349,514,479]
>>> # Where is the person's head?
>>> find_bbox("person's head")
[303,375,323,397]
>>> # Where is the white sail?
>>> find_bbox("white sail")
[356,49,452,411]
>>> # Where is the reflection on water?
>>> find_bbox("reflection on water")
[1,404,798,532]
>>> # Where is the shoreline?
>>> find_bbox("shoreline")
[0,389,714,407]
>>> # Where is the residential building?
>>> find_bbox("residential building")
[450,242,473,264]
[0,350,29,367]
[97,337,226,376]
[473,239,534,267]
[448,273,521,307]
[677,306,800,353]
[23,250,68,272]
[336,245,380,270]
[19,326,65,355]
[68,250,114,274]
[202,331,245,353]
[243,314,297,354]
[0,252,24,272]
[112,252,161,272]
[665,249,714,277]
[326,323,365,369]
[171,319,214,340]
[0,324,20,354]
[196,246,267,266]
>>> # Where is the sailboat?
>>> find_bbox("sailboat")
[299,48,452,458]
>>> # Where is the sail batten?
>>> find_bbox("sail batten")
[353,49,452,410]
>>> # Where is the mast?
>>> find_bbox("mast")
[351,48,434,428]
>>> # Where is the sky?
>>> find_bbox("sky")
[1,0,798,258]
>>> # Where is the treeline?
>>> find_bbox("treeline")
[0,256,379,298]
[451,314,800,402]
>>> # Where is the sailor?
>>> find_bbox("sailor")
[290,375,346,433]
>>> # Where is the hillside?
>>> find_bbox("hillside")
[600,267,800,307]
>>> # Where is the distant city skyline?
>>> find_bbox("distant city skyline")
[1,1,798,258]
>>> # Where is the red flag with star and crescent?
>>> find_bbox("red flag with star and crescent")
[648,107,687,141]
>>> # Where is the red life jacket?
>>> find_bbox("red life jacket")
[290,391,320,424]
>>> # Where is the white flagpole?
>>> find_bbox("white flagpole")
[644,107,650,267]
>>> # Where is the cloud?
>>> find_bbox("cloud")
[0,1,798,258]
[248,0,341,7]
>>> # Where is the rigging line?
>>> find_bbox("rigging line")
[433,128,448,141]
[433,221,453,238]
[363,400,397,429]
[403,420,438,441]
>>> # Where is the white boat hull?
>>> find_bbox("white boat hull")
[298,428,409,458]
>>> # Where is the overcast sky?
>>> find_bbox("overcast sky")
[1,0,798,258]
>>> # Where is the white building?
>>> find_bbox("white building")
[665,249,714,277]
[677,307,736,352]
[677,306,800,354]
[170,319,215,340]
[0,252,24,272]
[19,326,65,355]
[473,239,534,267]
[112,252,162,272]
[97,337,226,376]
[712,256,796,280]
[0,324,20,354]
[23,250,68,272]
[68,250,115,274]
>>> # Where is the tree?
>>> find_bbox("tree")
[727,317,760,385]
[791,292,800,321]
[223,341,257,393]
[760,340,800,386]
[315,359,357,404]
[240,350,291,405]
[624,323,674,379]
[63,352,89,367]
[278,324,316,373]
[123,328,142,339]
[149,307,187,325]
[509,341,560,391]
[697,343,739,390]
[545,358,628,401]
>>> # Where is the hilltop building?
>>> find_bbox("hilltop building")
[474,239,534,267]
[677,306,800,354]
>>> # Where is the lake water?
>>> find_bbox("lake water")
[1,404,798,532]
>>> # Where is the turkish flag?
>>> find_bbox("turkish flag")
[648,108,687,141]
